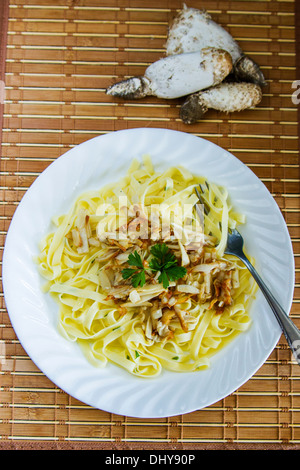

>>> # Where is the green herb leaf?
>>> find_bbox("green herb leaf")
[127,250,144,269]
[122,243,186,289]
[150,243,177,267]
[150,243,187,288]
[121,268,137,279]
[158,270,170,289]
[122,251,146,287]
[148,256,161,272]
[165,265,187,282]
[131,270,146,288]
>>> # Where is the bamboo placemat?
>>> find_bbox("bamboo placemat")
[1,0,300,450]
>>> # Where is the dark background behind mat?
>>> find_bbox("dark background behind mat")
[0,0,300,449]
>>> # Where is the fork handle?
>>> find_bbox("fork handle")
[240,254,300,365]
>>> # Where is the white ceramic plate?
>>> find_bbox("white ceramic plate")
[3,128,294,418]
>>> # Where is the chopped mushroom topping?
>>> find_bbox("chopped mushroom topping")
[66,206,239,343]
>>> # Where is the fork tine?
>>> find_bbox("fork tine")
[195,201,204,222]
[194,186,203,202]
[194,187,204,223]
[195,184,209,215]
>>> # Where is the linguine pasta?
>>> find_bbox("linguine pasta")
[37,156,256,377]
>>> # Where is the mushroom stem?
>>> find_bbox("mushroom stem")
[180,82,262,124]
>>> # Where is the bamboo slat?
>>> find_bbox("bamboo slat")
[1,0,300,449]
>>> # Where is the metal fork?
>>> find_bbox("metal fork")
[195,185,300,365]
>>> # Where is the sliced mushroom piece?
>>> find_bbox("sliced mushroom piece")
[174,305,189,333]
[129,289,141,304]
[191,260,232,274]
[145,315,154,340]
[161,308,176,325]
[156,321,172,338]
[88,237,100,247]
[178,240,190,266]
[71,228,82,248]
[220,276,232,306]
[96,249,121,263]
[98,269,112,290]
[74,208,92,254]
[176,284,200,294]
[108,285,133,299]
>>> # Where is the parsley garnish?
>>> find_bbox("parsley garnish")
[121,243,187,289]
[121,251,146,287]
[149,243,187,289]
